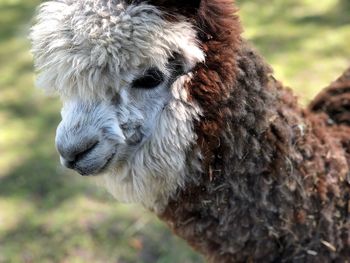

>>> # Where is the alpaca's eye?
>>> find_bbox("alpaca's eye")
[132,68,164,89]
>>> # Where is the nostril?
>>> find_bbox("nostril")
[64,159,75,169]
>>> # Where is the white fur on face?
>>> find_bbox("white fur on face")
[97,73,202,210]
[30,0,204,211]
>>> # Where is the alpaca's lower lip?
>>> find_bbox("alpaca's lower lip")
[98,153,116,172]
[78,153,116,176]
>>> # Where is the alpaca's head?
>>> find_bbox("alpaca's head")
[30,0,205,210]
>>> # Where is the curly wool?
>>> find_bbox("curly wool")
[159,0,350,262]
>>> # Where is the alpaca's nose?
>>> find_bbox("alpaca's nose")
[56,139,99,168]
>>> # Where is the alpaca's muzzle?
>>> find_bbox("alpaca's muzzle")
[54,100,125,176]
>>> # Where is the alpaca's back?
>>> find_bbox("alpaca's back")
[310,68,350,125]
[301,70,350,261]
[309,68,350,167]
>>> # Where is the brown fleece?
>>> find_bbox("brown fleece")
[151,0,350,262]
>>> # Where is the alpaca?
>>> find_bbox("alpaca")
[30,0,350,262]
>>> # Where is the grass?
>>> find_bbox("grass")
[0,0,349,262]
[238,0,350,101]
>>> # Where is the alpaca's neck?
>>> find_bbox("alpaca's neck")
[159,43,300,261]
[159,42,349,262]
[157,1,349,261]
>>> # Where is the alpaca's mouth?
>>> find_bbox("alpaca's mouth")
[78,153,116,176]
[97,153,116,174]
[62,152,117,176]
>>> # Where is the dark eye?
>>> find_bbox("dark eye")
[132,68,164,89]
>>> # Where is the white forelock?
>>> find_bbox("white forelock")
[30,0,204,99]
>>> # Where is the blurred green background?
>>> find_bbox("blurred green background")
[0,0,349,262]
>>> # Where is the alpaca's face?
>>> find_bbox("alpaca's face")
[55,56,190,176]
[30,0,204,210]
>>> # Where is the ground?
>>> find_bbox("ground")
[0,0,349,262]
